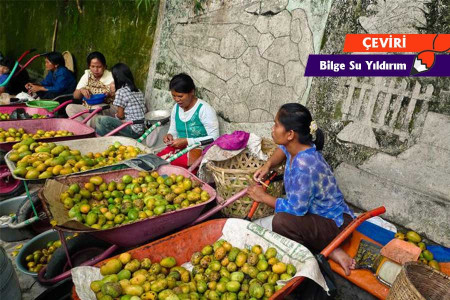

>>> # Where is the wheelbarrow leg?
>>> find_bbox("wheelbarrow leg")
[57,229,73,269]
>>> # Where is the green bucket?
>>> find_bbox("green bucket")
[26,100,59,111]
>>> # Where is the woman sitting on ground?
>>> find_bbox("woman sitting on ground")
[25,52,76,100]
[248,103,356,276]
[66,51,115,127]
[0,57,13,85]
[158,73,219,168]
[95,63,147,138]
[0,57,30,96]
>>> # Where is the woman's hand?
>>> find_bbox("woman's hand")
[109,83,116,95]
[28,84,44,93]
[253,163,270,182]
[80,88,91,99]
[171,138,188,149]
[248,184,277,208]
[163,134,174,144]
[247,185,267,203]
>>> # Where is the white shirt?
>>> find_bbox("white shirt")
[76,70,114,90]
[168,99,219,146]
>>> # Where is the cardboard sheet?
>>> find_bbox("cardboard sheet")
[41,179,94,231]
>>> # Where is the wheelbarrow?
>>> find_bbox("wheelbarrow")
[0,117,96,152]
[3,111,172,182]
[0,116,97,197]
[70,206,386,300]
[0,100,73,120]
[1,111,166,217]
[35,139,216,243]
[33,140,214,283]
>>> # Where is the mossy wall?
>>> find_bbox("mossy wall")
[0,0,159,90]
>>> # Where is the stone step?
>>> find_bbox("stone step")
[335,163,450,247]
[396,144,450,172]
[359,150,450,202]
[420,112,450,151]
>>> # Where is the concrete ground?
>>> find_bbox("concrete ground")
[1,238,47,300]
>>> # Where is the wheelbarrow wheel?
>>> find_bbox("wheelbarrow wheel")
[35,277,73,300]
[15,192,50,233]
[0,150,6,164]
[0,165,24,198]
[16,192,40,220]
[43,235,112,280]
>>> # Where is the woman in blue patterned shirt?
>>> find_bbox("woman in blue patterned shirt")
[248,103,356,276]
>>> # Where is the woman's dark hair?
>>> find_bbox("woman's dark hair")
[111,63,138,92]
[278,103,325,151]
[45,52,65,67]
[86,51,106,67]
[169,73,195,93]
[0,57,15,71]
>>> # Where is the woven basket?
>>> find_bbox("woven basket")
[387,262,450,300]
[206,138,284,219]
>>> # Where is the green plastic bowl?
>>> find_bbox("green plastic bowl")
[26,100,59,111]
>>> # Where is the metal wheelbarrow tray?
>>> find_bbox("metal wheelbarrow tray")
[0,118,95,152]
[5,136,152,181]
[38,165,217,247]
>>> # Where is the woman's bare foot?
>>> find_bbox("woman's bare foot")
[329,247,355,276]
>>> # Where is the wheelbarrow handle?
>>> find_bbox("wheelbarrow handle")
[321,206,386,258]
[82,107,103,124]
[88,104,110,113]
[160,118,170,126]
[187,156,203,173]
[244,171,280,221]
[137,121,162,143]
[17,48,36,63]
[0,62,19,87]
[185,139,215,173]
[102,116,145,137]
[166,139,214,163]
[7,216,40,228]
[192,188,250,225]
[47,100,73,117]
[82,105,110,124]
[14,53,44,77]
[104,121,133,137]
[200,138,214,146]
[68,110,90,120]
[0,170,12,179]
[52,94,75,102]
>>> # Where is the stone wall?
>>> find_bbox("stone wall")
[146,0,333,135]
[308,0,450,246]
[0,0,159,89]
[147,0,450,245]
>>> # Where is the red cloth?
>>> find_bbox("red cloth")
[157,146,189,168]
